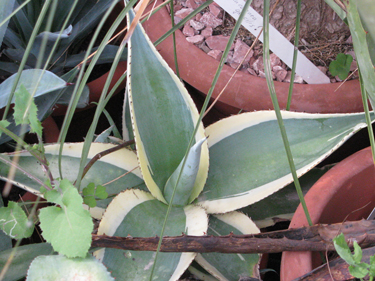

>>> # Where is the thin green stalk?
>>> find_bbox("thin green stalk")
[359,70,375,164]
[0,0,31,28]
[57,0,137,181]
[169,0,180,78]
[263,0,312,225]
[73,0,138,189]
[149,1,254,279]
[285,0,302,110]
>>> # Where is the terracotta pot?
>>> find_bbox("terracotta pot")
[280,146,375,281]
[143,1,363,114]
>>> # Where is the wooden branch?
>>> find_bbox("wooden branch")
[92,219,375,253]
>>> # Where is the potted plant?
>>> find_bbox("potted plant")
[0,4,373,280]
[142,0,365,115]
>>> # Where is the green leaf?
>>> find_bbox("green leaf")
[369,256,375,277]
[353,241,363,263]
[95,185,108,199]
[0,120,10,137]
[82,182,95,196]
[0,201,34,239]
[82,183,108,207]
[195,212,260,280]
[0,243,53,281]
[83,196,97,208]
[0,69,67,109]
[197,111,371,214]
[346,0,375,105]
[0,195,12,252]
[0,143,147,218]
[333,233,356,265]
[242,166,330,228]
[0,0,15,47]
[39,179,93,258]
[329,53,353,80]
[14,84,43,137]
[95,189,208,280]
[349,263,369,279]
[27,255,114,281]
[127,10,208,203]
[164,138,207,206]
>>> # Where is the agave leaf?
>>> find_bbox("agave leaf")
[195,212,260,281]
[346,0,375,105]
[0,0,15,47]
[0,69,67,109]
[95,189,208,281]
[0,143,146,217]
[0,243,54,281]
[126,10,208,203]
[242,166,331,228]
[164,138,207,206]
[197,111,371,214]
[27,255,114,281]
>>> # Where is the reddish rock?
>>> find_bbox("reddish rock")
[252,56,264,73]
[207,50,222,61]
[209,3,223,18]
[273,66,287,82]
[185,0,198,9]
[350,60,358,71]
[195,13,202,21]
[284,71,304,83]
[317,66,328,74]
[205,35,233,51]
[269,53,281,67]
[201,27,213,38]
[174,16,183,25]
[190,19,205,31]
[247,68,257,76]
[199,12,223,28]
[186,35,204,44]
[183,23,195,37]
[198,42,211,53]
[195,0,207,3]
[233,40,254,64]
[258,70,266,79]
[225,51,234,64]
[175,8,194,19]
[229,62,240,69]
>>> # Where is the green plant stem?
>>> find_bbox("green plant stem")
[0,0,31,28]
[263,0,312,226]
[149,1,253,280]
[169,0,180,78]
[359,70,375,164]
[285,0,302,110]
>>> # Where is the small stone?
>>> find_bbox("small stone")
[225,51,234,64]
[247,68,257,76]
[201,27,213,38]
[207,50,222,61]
[346,35,353,44]
[252,56,264,73]
[269,53,281,67]
[195,0,207,4]
[205,35,233,51]
[233,39,254,64]
[346,50,356,60]
[209,3,223,18]
[350,60,358,72]
[175,8,194,19]
[335,75,343,82]
[198,42,211,53]
[317,66,327,75]
[186,35,204,44]
[174,16,183,25]
[229,62,240,69]
[195,13,202,21]
[284,71,304,83]
[190,19,205,31]
[258,70,266,79]
[185,0,198,9]
[273,66,287,82]
[183,23,195,37]
[199,12,223,28]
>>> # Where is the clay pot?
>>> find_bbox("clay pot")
[280,146,375,280]
[142,0,363,115]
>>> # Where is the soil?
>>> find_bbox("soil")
[171,0,356,83]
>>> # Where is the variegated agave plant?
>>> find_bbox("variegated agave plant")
[1,9,372,281]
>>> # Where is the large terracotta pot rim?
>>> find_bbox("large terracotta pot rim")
[143,1,363,114]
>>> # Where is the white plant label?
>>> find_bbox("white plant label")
[214,0,330,84]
